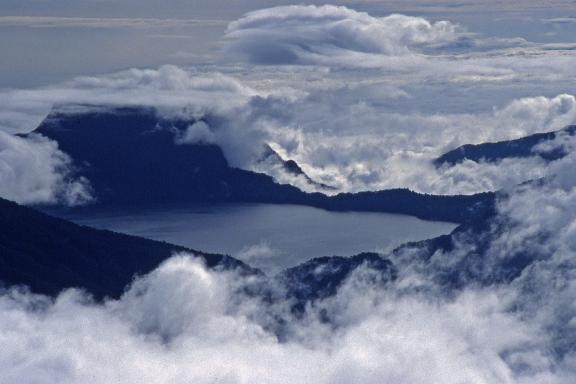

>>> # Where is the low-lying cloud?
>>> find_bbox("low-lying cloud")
[2,64,576,200]
[0,132,91,205]
[266,93,576,194]
[4,176,576,384]
[1,6,576,203]
[3,96,576,381]
[2,3,576,383]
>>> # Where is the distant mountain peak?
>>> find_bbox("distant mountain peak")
[25,103,494,224]
[434,125,576,167]
[257,143,337,191]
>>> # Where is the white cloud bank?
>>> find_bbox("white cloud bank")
[266,92,576,194]
[2,64,576,200]
[224,5,462,66]
[0,132,91,205]
[0,65,262,204]
[222,4,576,70]
[3,197,576,384]
[1,6,576,203]
[1,4,576,383]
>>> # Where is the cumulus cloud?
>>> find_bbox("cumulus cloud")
[255,92,576,195]
[224,5,462,66]
[4,128,576,382]
[222,5,576,70]
[0,132,91,205]
[0,65,302,171]
[2,4,576,382]
[1,7,576,198]
[1,229,576,383]
[145,73,576,195]
[236,241,284,273]
[2,61,576,197]
[0,64,259,135]
[174,120,216,145]
[3,65,576,197]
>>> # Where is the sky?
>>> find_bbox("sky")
[2,1,576,201]
[1,0,576,87]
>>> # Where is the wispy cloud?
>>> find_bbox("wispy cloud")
[543,17,576,25]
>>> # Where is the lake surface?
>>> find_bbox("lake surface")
[55,203,457,272]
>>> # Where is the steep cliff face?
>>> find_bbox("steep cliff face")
[256,143,337,191]
[32,105,307,205]
[30,104,494,223]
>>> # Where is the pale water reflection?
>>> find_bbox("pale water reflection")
[56,204,458,272]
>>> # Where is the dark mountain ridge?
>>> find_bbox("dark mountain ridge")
[0,192,508,310]
[0,196,399,307]
[435,125,576,166]
[0,196,257,299]
[30,104,494,224]
[0,104,502,303]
